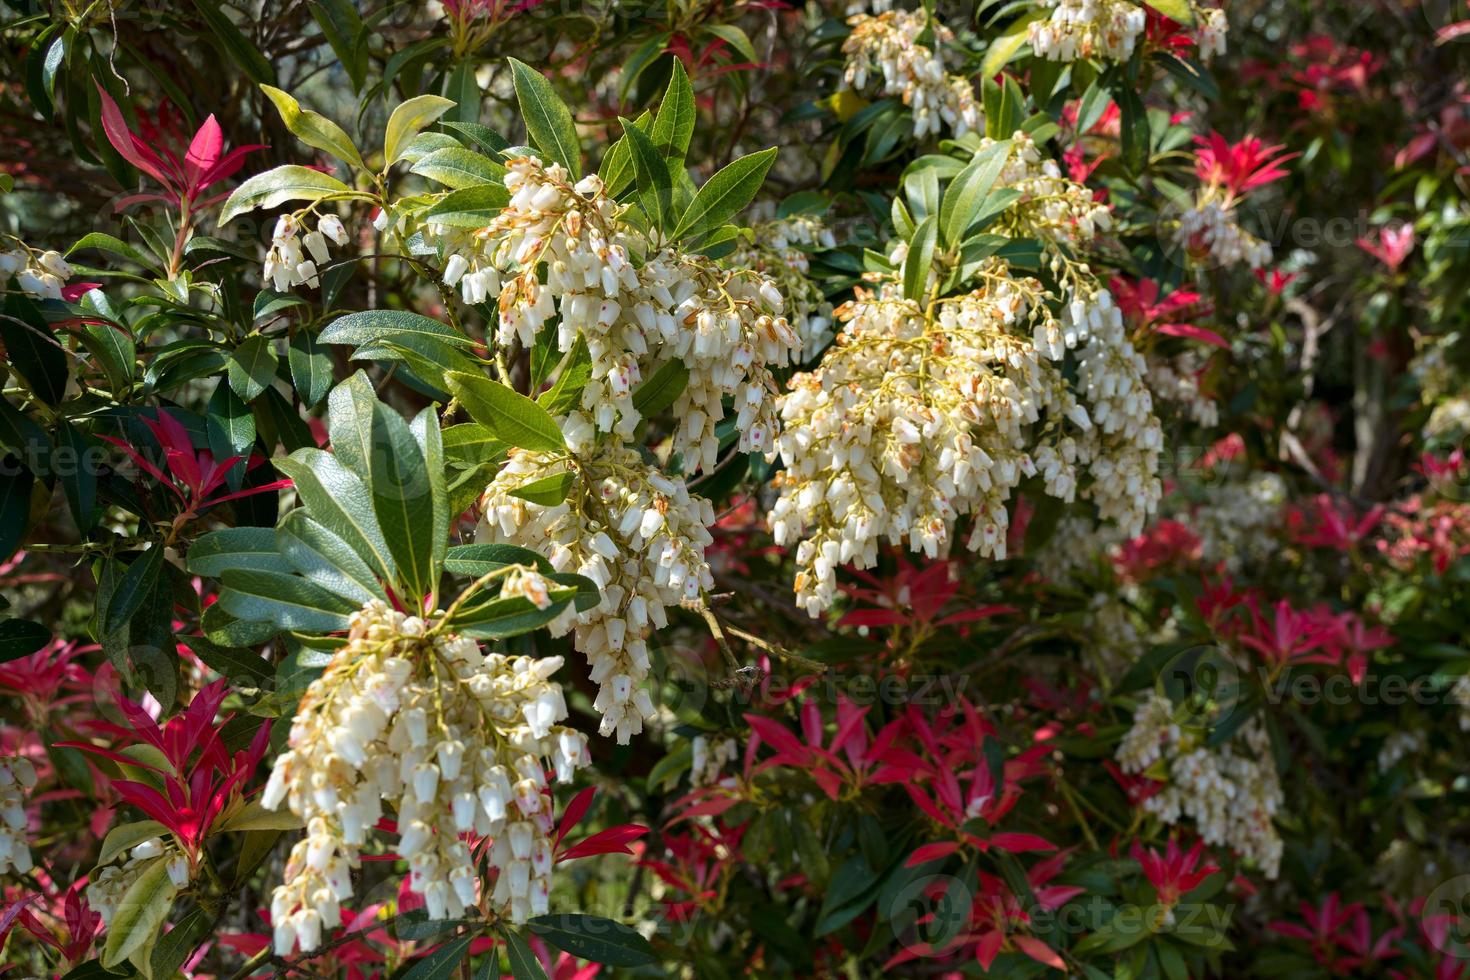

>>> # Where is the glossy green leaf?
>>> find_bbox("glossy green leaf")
[672,147,777,240]
[385,94,456,166]
[260,85,367,171]
[508,57,581,177]
[446,371,565,452]
[219,165,356,224]
[100,855,176,969]
[527,914,657,968]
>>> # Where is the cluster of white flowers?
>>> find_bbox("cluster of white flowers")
[0,247,74,301]
[433,157,798,472]
[1031,515,1122,584]
[1117,692,1283,877]
[1189,472,1287,572]
[1067,289,1165,536]
[728,210,838,361]
[478,440,715,743]
[769,277,1096,615]
[258,599,589,954]
[263,213,349,292]
[1147,354,1219,428]
[1174,200,1272,269]
[1083,592,1143,674]
[1197,8,1229,60]
[690,735,739,788]
[0,756,35,875]
[841,10,983,139]
[973,133,1114,249]
[1377,729,1425,772]
[1030,0,1147,62]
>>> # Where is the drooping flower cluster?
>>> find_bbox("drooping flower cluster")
[976,133,1115,250]
[259,599,589,953]
[769,276,1097,615]
[728,210,838,361]
[433,156,798,472]
[478,440,715,743]
[841,9,983,139]
[1147,352,1219,427]
[1190,472,1288,572]
[0,246,75,301]
[1117,693,1283,877]
[1068,289,1165,533]
[263,213,349,292]
[689,734,739,788]
[1029,0,1148,63]
[0,755,35,875]
[1173,199,1272,269]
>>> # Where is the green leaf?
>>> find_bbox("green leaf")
[321,309,476,349]
[187,527,287,577]
[401,935,473,980]
[508,471,573,505]
[528,914,657,968]
[206,380,255,490]
[632,358,688,417]
[218,568,358,632]
[443,423,507,466]
[310,0,368,91]
[180,635,273,687]
[442,121,509,157]
[535,337,591,417]
[508,58,581,177]
[0,619,49,665]
[149,903,215,980]
[980,12,1043,79]
[68,232,153,269]
[228,335,278,402]
[259,85,367,171]
[97,820,169,868]
[410,146,507,189]
[57,420,97,531]
[1,293,69,406]
[385,94,457,166]
[444,542,552,576]
[446,371,565,452]
[277,511,385,605]
[273,448,398,584]
[620,116,670,231]
[288,330,333,408]
[79,320,136,394]
[426,184,512,227]
[188,0,276,85]
[672,147,777,240]
[219,165,356,224]
[214,800,304,833]
[1118,87,1151,174]
[1143,0,1196,26]
[902,215,938,302]
[412,405,450,581]
[598,109,652,198]
[650,59,695,162]
[702,23,757,62]
[328,372,437,601]
[504,930,550,980]
[939,140,1010,246]
[101,856,177,969]
[104,547,165,638]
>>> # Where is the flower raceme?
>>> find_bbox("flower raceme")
[259,600,590,953]
[840,9,983,139]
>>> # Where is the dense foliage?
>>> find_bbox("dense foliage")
[1,0,1469,977]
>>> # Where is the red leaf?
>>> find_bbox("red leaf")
[989,832,1057,853]
[1013,935,1065,970]
[905,841,961,867]
[838,608,908,628]
[1154,322,1229,349]
[558,824,649,861]
[555,786,597,845]
[94,83,175,189]
[184,115,224,191]
[936,605,1018,626]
